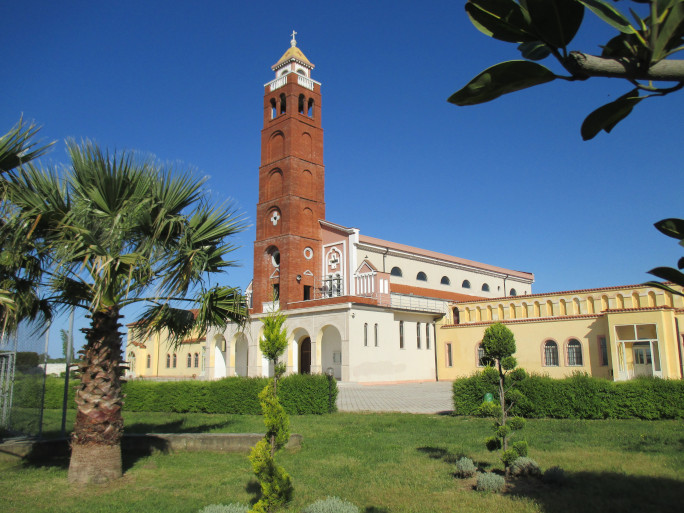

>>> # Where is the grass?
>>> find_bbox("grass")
[1,411,683,513]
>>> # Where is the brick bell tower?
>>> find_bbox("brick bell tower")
[252,32,325,314]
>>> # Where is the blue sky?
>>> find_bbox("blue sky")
[4,1,682,356]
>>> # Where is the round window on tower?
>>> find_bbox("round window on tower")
[303,247,313,260]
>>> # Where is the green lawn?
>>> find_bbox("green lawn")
[2,411,683,513]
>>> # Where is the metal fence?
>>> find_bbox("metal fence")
[0,323,48,437]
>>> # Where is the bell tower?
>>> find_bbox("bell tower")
[252,32,325,313]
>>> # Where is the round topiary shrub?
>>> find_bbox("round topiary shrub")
[509,457,541,477]
[198,504,249,513]
[476,472,505,493]
[302,497,360,513]
[542,466,566,485]
[455,457,477,478]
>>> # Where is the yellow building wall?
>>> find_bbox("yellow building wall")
[437,284,684,382]
[438,315,613,380]
[125,328,206,379]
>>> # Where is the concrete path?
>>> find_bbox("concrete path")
[336,381,453,414]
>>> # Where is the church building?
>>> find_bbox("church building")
[126,34,534,383]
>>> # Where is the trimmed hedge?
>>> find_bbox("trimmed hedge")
[39,374,337,414]
[453,370,684,420]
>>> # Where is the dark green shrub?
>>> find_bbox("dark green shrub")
[16,352,40,368]
[542,466,566,485]
[454,373,684,420]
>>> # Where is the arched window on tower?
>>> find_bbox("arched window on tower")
[298,94,305,114]
[307,98,314,117]
[270,98,277,119]
[279,93,286,115]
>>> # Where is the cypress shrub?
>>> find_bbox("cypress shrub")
[454,371,684,420]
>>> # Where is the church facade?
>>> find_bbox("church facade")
[125,35,534,383]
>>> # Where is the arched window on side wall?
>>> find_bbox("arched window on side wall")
[566,339,583,366]
[543,340,559,366]
[482,283,490,292]
[146,354,151,369]
[477,344,486,367]
[441,276,450,285]
[510,288,517,296]
[462,280,471,289]
[187,353,192,368]
[166,354,171,368]
[452,307,460,325]
[194,353,199,368]
[390,267,403,277]
[417,272,427,282]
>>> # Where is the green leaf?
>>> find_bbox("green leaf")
[580,89,643,140]
[520,0,585,48]
[449,60,556,106]
[648,267,684,288]
[654,218,684,240]
[653,2,684,61]
[643,281,684,297]
[518,41,552,60]
[577,0,636,34]
[465,0,537,43]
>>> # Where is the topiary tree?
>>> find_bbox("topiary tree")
[449,1,684,140]
[478,322,529,474]
[248,307,293,513]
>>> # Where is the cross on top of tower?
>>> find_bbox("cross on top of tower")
[290,30,297,47]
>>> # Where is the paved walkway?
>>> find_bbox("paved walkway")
[336,381,453,414]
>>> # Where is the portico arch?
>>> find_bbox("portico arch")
[213,334,227,379]
[318,324,342,380]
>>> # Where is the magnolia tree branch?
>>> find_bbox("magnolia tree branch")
[564,52,684,83]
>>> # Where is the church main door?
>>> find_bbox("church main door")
[300,337,311,374]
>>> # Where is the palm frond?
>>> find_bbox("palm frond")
[0,118,54,174]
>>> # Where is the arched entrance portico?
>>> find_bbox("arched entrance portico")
[319,325,342,380]
[299,337,311,374]
[214,335,227,379]
[235,333,249,377]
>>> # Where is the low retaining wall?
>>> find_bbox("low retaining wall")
[0,433,302,460]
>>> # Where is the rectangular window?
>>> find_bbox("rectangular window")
[399,321,404,349]
[417,322,421,349]
[477,345,485,367]
[303,285,312,301]
[598,336,608,366]
[374,324,378,347]
[426,324,431,350]
[445,343,453,367]
[364,323,368,347]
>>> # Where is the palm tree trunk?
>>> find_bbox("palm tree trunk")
[68,306,125,484]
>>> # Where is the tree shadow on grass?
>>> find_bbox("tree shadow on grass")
[417,445,491,472]
[124,418,236,434]
[507,471,684,513]
[16,435,172,472]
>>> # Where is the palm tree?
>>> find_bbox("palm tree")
[1,140,248,483]
[0,118,54,329]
